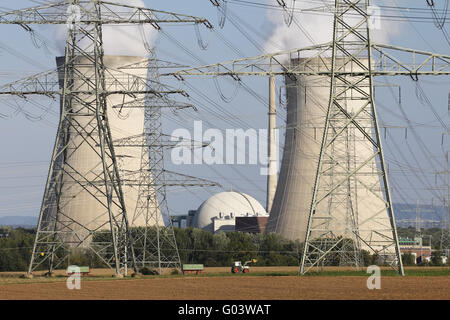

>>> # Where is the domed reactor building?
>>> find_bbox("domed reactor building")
[266,57,399,265]
[190,191,268,233]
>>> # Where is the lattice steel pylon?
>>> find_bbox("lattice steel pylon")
[0,0,211,276]
[113,52,220,273]
[299,0,403,275]
[172,0,450,276]
[113,123,219,274]
[140,51,180,273]
[438,153,450,254]
[441,203,450,254]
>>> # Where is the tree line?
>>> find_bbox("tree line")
[0,228,34,272]
[0,226,449,272]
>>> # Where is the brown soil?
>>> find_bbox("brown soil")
[0,271,448,300]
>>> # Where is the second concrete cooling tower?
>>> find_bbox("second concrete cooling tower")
[266,57,394,253]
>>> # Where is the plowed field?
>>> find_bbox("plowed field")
[0,267,449,300]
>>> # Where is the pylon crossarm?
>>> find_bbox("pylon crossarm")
[0,68,188,97]
[106,68,189,97]
[112,132,209,149]
[372,43,450,76]
[0,69,57,96]
[111,97,195,110]
[120,169,220,188]
[0,1,212,28]
[171,42,450,77]
[118,58,189,70]
[163,170,222,187]
[170,42,334,77]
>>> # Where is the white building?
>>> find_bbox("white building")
[190,191,268,233]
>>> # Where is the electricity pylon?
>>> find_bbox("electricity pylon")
[434,151,450,254]
[171,0,450,275]
[442,208,450,254]
[112,53,219,273]
[441,153,450,254]
[138,51,182,273]
[300,0,400,275]
[113,129,219,274]
[0,0,211,276]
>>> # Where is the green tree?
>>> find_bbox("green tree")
[257,233,285,266]
[370,253,380,265]
[361,250,372,266]
[0,228,35,272]
[431,250,443,266]
[192,228,215,265]
[401,252,416,266]
[212,231,231,266]
[225,232,256,264]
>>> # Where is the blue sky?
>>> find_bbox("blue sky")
[0,0,449,221]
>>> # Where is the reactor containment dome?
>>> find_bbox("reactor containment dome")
[192,191,268,233]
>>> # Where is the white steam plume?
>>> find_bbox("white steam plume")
[55,0,158,56]
[264,1,401,53]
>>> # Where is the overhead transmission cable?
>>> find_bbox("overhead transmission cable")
[426,0,450,45]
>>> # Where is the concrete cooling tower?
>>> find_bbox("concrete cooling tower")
[266,57,395,255]
[53,55,161,245]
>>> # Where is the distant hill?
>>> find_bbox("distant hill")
[393,203,444,228]
[0,216,37,228]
